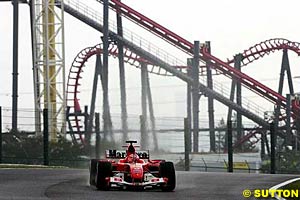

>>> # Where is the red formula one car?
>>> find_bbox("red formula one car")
[89,141,176,191]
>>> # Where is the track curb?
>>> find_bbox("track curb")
[269,177,300,200]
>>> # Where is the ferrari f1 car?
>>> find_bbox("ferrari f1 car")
[89,141,176,191]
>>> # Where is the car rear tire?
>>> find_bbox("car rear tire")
[96,161,112,190]
[89,159,98,186]
[159,161,176,192]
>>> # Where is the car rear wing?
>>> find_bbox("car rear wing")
[105,150,150,159]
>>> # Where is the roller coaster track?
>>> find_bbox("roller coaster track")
[62,0,267,118]
[97,0,297,110]
[93,0,300,149]
[227,38,300,66]
[60,0,271,135]
[67,43,268,143]
[227,39,300,149]
[67,43,174,142]
[60,0,300,149]
[201,48,286,106]
[60,0,299,152]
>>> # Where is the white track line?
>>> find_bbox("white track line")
[269,178,300,200]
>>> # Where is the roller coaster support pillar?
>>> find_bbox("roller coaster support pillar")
[270,122,276,174]
[95,112,101,159]
[274,50,293,142]
[43,109,49,166]
[286,94,292,147]
[141,63,148,149]
[146,71,158,151]
[0,106,2,163]
[205,41,216,152]
[88,55,102,147]
[226,71,236,148]
[102,0,111,141]
[116,1,129,142]
[29,0,41,136]
[279,50,294,95]
[192,41,200,153]
[184,118,190,171]
[227,120,233,173]
[140,115,147,149]
[187,58,192,153]
[12,0,19,132]
[235,54,243,151]
[260,132,266,159]
[84,106,89,146]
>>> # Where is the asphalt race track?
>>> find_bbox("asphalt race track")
[0,169,298,200]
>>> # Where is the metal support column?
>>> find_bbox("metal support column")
[281,50,294,95]
[184,118,190,171]
[29,0,41,136]
[225,81,236,150]
[43,109,49,166]
[260,132,266,159]
[187,58,193,153]
[12,0,19,132]
[145,72,158,151]
[274,50,293,140]
[270,122,276,174]
[102,0,112,142]
[84,106,89,146]
[205,41,215,152]
[95,112,101,159]
[235,54,243,151]
[227,78,236,122]
[141,63,148,149]
[192,41,200,153]
[227,120,233,172]
[116,0,128,142]
[140,115,147,149]
[286,94,292,146]
[87,55,102,147]
[32,0,66,140]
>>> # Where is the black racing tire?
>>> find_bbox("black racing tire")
[89,159,98,186]
[96,161,112,190]
[159,161,176,192]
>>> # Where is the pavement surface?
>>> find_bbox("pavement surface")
[0,168,298,200]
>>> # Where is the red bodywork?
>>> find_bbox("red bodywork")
[100,142,168,189]
[89,141,175,191]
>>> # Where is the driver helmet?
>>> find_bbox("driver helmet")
[127,153,139,163]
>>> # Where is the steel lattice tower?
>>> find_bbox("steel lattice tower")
[31,0,66,141]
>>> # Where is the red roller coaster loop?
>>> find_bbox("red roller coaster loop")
[227,38,300,66]
[67,43,145,143]
[66,43,188,143]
